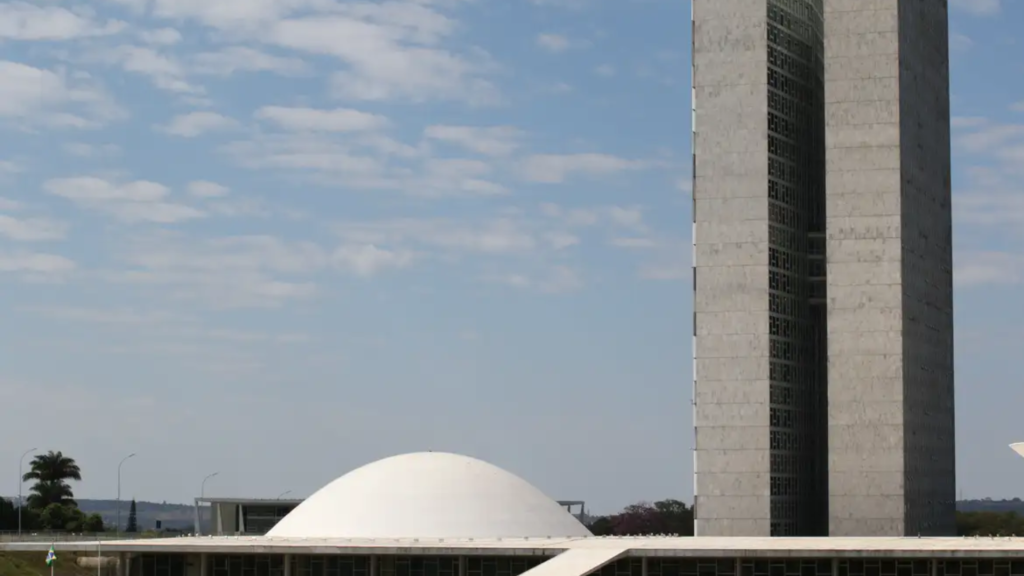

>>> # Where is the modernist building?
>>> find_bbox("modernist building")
[691,0,955,537]
[2,453,1016,576]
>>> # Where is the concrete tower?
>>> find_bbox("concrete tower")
[691,0,954,537]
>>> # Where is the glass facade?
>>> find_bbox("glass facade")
[765,0,828,537]
[241,505,295,535]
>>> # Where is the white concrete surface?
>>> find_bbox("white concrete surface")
[266,452,592,539]
[516,548,626,576]
[10,536,1024,558]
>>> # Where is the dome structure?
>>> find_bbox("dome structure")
[267,452,592,539]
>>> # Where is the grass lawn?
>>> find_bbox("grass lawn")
[0,553,103,576]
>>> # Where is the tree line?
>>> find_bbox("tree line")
[0,450,117,533]
[3,453,1023,537]
[585,500,1024,537]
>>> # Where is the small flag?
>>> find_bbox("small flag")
[45,545,56,566]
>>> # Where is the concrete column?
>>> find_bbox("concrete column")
[370,556,378,576]
[284,555,292,576]
[200,554,208,576]
[642,557,649,576]
[458,557,466,576]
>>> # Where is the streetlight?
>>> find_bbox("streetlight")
[197,472,218,536]
[276,490,292,499]
[18,447,36,537]
[116,453,136,536]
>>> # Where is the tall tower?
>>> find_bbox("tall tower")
[823,0,955,537]
[691,0,954,537]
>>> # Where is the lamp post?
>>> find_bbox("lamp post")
[18,447,36,537]
[197,472,218,536]
[276,490,292,499]
[116,453,136,536]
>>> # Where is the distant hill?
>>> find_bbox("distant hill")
[957,499,1024,513]
[75,500,198,531]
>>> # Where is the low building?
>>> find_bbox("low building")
[194,499,303,536]
[4,452,1023,576]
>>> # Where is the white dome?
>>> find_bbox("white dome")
[267,452,592,539]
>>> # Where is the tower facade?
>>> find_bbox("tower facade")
[691,0,954,537]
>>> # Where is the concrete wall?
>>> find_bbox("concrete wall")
[823,0,954,536]
[210,504,238,535]
[895,0,956,536]
[823,0,907,537]
[692,0,773,537]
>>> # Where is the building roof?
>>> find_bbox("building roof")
[8,536,1024,559]
[194,498,303,505]
[266,452,592,540]
[1011,442,1024,458]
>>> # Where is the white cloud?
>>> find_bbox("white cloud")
[424,125,521,156]
[0,251,76,279]
[0,61,124,128]
[149,0,334,31]
[950,0,1000,16]
[488,265,582,293]
[0,214,68,241]
[0,197,22,211]
[952,116,988,128]
[138,27,183,45]
[956,251,1024,286]
[333,244,414,277]
[336,217,539,255]
[521,153,648,183]
[44,176,206,223]
[255,106,388,132]
[950,33,973,53]
[110,233,330,308]
[157,112,238,137]
[223,132,502,198]
[0,62,56,115]
[192,47,311,76]
[98,45,204,95]
[64,142,121,157]
[0,3,126,41]
[187,181,231,198]
[595,64,616,77]
[266,11,499,104]
[536,33,570,53]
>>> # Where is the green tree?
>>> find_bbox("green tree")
[956,511,1024,536]
[39,503,73,530]
[82,513,105,533]
[587,499,695,536]
[0,497,15,530]
[126,499,138,533]
[22,451,82,510]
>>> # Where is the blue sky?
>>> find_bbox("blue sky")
[0,0,1022,514]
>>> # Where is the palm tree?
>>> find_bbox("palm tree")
[22,451,82,509]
